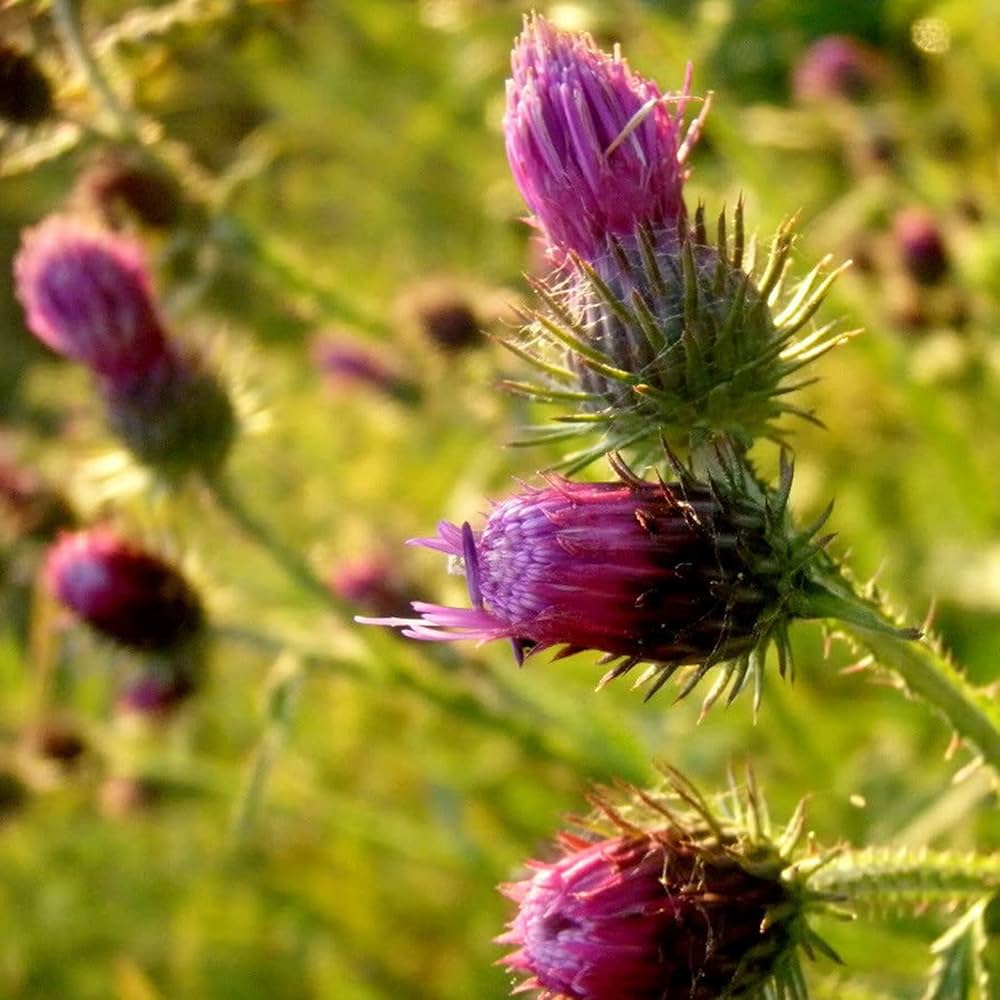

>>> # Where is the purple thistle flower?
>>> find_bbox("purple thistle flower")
[359,475,774,691]
[893,207,950,287]
[504,14,704,260]
[498,828,789,1000]
[792,35,882,104]
[45,528,204,653]
[14,216,171,385]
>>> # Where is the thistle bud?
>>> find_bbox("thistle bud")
[499,770,828,1000]
[45,529,204,654]
[312,333,419,403]
[360,457,840,705]
[329,555,421,619]
[792,35,882,104]
[504,14,700,260]
[0,43,53,125]
[14,216,171,384]
[14,216,236,475]
[74,149,184,230]
[893,208,950,287]
[117,669,195,718]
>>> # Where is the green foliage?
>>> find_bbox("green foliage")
[0,1,997,999]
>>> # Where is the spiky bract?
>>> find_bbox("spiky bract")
[502,203,851,472]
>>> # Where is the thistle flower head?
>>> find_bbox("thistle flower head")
[505,14,702,260]
[893,207,950,287]
[503,203,852,470]
[14,216,170,384]
[792,35,882,104]
[498,768,832,1000]
[75,149,184,230]
[360,455,839,707]
[45,528,204,653]
[311,333,418,403]
[329,555,419,619]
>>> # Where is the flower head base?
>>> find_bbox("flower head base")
[14,216,170,384]
[499,768,833,1000]
[360,455,844,707]
[102,349,237,477]
[45,529,204,653]
[503,202,852,471]
[505,14,704,260]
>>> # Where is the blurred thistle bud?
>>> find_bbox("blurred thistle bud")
[893,208,950,287]
[329,554,421,619]
[0,43,53,125]
[45,528,204,654]
[791,35,883,104]
[14,216,171,383]
[14,216,235,474]
[311,333,420,403]
[504,202,851,469]
[22,718,87,768]
[498,768,833,1000]
[99,774,162,819]
[117,668,196,719]
[504,14,705,261]
[360,453,902,707]
[397,279,485,353]
[0,455,76,542]
[74,149,184,230]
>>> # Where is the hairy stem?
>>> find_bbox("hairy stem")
[808,847,1000,914]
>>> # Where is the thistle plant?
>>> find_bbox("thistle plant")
[0,3,997,999]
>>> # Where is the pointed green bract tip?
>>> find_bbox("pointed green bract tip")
[504,203,851,470]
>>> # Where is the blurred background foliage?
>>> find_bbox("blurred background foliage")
[0,0,997,997]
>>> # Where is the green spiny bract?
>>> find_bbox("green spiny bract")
[502,201,852,472]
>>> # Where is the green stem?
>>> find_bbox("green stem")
[202,473,348,614]
[799,583,1000,774]
[51,0,139,140]
[808,847,1000,914]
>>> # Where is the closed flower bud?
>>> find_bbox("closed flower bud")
[499,770,831,1000]
[0,43,53,125]
[893,207,950,287]
[504,15,702,260]
[792,35,882,104]
[75,150,184,230]
[45,529,204,653]
[312,333,419,403]
[329,555,421,619]
[117,669,195,718]
[360,457,841,705]
[14,216,170,384]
